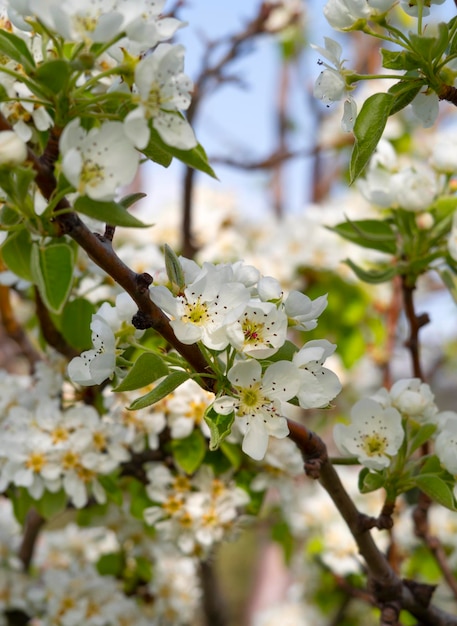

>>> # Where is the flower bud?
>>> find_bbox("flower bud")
[0,130,27,166]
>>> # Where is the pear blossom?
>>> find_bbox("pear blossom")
[435,414,457,475]
[411,90,440,128]
[293,339,342,408]
[59,118,139,201]
[67,315,116,386]
[400,0,445,17]
[166,379,213,439]
[390,165,438,212]
[284,291,328,330]
[312,37,357,131]
[323,0,370,30]
[0,131,27,166]
[333,397,404,470]
[124,44,196,150]
[389,378,438,423]
[213,360,302,461]
[149,264,250,350]
[226,301,288,358]
[431,132,457,173]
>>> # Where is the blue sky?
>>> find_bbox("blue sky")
[146,0,323,218]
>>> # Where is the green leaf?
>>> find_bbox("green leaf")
[350,92,394,183]
[220,440,243,470]
[265,339,298,363]
[204,406,235,451]
[1,228,33,281]
[329,219,397,254]
[119,192,147,209]
[0,30,35,72]
[97,474,123,506]
[128,370,190,410]
[129,479,153,520]
[164,243,185,289]
[408,423,437,455]
[60,297,96,351]
[171,430,207,474]
[113,352,169,392]
[387,80,423,117]
[74,196,150,228]
[96,552,125,577]
[35,489,68,520]
[31,242,74,314]
[10,487,34,525]
[344,258,397,284]
[144,126,217,178]
[358,467,385,493]
[33,59,72,93]
[381,49,418,71]
[414,474,455,510]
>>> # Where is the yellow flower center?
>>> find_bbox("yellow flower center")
[25,452,46,473]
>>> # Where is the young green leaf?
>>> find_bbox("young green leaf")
[113,353,169,392]
[171,430,207,474]
[414,474,456,511]
[74,196,150,228]
[164,243,185,289]
[344,259,397,284]
[60,297,96,351]
[204,406,235,451]
[1,227,33,281]
[0,30,35,73]
[144,126,217,179]
[31,242,75,314]
[350,92,394,183]
[329,219,397,254]
[128,370,190,410]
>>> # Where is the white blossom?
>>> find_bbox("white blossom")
[213,360,301,461]
[60,118,139,201]
[323,0,370,30]
[293,339,342,408]
[312,37,357,131]
[411,90,440,128]
[0,131,27,166]
[67,315,116,386]
[125,44,196,150]
[226,300,288,358]
[389,378,438,423]
[333,397,404,470]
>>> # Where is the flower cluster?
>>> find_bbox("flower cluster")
[148,256,341,460]
[144,464,250,556]
[334,377,457,489]
[1,0,196,204]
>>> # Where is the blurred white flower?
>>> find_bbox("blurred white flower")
[0,131,27,166]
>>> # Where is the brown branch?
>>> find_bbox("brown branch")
[413,492,457,600]
[401,276,429,381]
[35,287,79,360]
[200,558,230,626]
[287,419,457,625]
[0,281,41,369]
[18,508,45,571]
